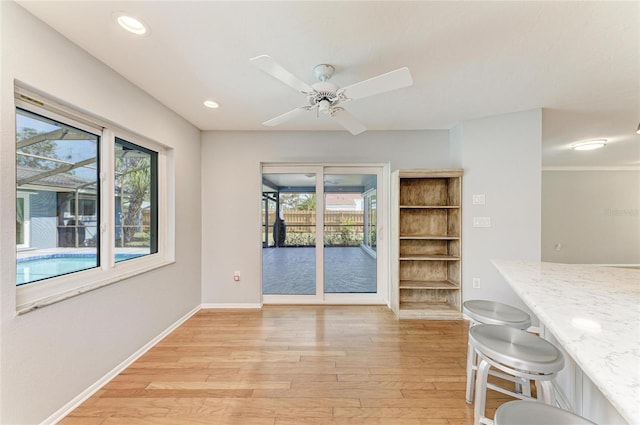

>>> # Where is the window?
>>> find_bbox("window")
[16,194,30,249]
[115,138,158,261]
[16,108,100,282]
[14,85,173,313]
[16,198,25,245]
[363,189,377,252]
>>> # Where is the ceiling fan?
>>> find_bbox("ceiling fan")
[250,55,413,135]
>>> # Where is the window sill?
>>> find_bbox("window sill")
[16,256,175,315]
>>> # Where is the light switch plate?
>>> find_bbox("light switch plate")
[472,194,486,205]
[473,217,492,227]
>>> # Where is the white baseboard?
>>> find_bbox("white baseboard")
[201,303,263,309]
[41,305,201,425]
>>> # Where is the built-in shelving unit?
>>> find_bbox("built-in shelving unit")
[390,169,463,319]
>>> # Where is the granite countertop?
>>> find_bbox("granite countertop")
[492,259,640,425]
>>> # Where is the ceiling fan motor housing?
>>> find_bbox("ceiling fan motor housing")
[309,64,339,113]
[309,81,340,111]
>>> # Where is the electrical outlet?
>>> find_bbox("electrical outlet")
[472,278,481,289]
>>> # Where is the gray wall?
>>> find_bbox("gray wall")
[542,170,640,264]
[200,115,542,310]
[0,3,202,424]
[200,130,452,304]
[454,109,542,316]
[0,2,547,423]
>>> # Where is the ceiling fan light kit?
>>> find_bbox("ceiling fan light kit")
[318,99,332,114]
[250,55,413,135]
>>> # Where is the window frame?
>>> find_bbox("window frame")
[16,193,31,249]
[114,137,159,258]
[14,84,175,314]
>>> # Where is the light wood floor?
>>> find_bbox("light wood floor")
[60,306,513,425]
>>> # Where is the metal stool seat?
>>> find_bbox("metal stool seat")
[464,300,532,404]
[469,325,564,425]
[495,400,597,425]
[463,300,532,328]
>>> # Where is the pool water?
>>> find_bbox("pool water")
[16,253,143,285]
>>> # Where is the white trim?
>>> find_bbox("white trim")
[15,81,173,149]
[260,163,388,305]
[17,257,175,314]
[262,295,322,304]
[263,295,387,305]
[200,303,263,309]
[360,244,377,259]
[316,167,325,297]
[543,166,640,171]
[39,305,201,425]
[15,95,102,136]
[322,293,387,304]
[263,162,386,168]
[101,128,116,270]
[163,148,176,262]
[14,83,176,313]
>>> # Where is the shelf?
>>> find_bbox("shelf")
[400,301,460,311]
[400,254,459,261]
[400,205,460,209]
[398,302,462,320]
[391,169,463,320]
[399,280,459,290]
[399,235,460,240]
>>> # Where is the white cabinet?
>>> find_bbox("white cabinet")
[544,328,629,425]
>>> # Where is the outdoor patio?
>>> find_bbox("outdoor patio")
[262,246,376,294]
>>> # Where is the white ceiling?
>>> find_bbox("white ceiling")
[17,1,640,167]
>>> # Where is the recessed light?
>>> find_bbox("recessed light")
[636,122,640,134]
[115,13,148,35]
[572,140,607,151]
[204,100,220,109]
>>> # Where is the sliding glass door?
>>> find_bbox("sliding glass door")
[323,171,377,294]
[261,164,385,304]
[262,169,319,295]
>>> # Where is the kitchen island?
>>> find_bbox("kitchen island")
[492,260,639,425]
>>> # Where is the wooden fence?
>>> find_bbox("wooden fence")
[263,210,364,233]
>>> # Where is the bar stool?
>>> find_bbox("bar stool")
[469,324,564,425]
[464,300,532,404]
[495,401,597,425]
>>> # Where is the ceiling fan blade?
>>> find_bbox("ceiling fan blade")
[332,108,367,135]
[263,106,312,127]
[250,55,314,94]
[341,67,413,100]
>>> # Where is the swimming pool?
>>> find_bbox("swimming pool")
[16,253,144,285]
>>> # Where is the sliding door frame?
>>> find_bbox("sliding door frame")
[261,162,389,306]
